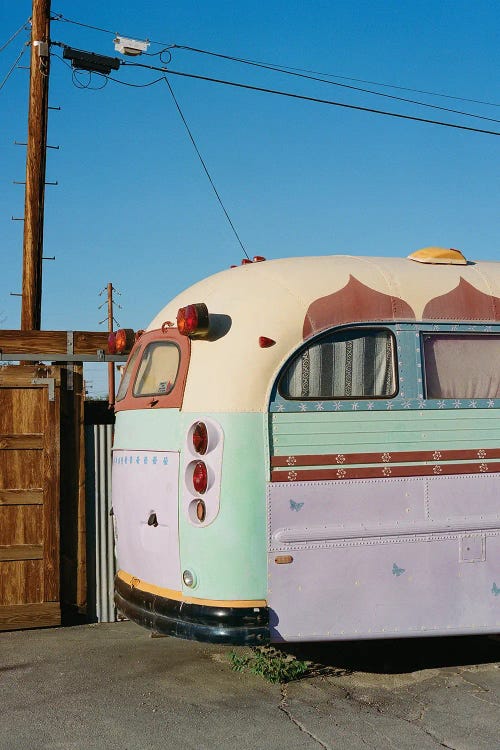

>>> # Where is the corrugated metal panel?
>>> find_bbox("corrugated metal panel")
[85,424,116,622]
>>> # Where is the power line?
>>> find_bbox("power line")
[51,12,172,48]
[0,43,29,92]
[0,18,31,54]
[171,45,500,124]
[173,47,500,110]
[123,62,500,137]
[163,77,250,259]
[50,11,499,109]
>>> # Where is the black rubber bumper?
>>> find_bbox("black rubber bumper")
[115,574,270,645]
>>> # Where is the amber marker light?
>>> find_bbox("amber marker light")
[196,500,206,522]
[275,555,294,564]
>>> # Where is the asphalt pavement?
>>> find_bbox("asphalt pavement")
[1,621,499,750]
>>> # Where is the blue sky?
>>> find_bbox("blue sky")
[1,1,498,394]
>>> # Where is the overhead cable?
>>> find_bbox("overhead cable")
[171,45,500,124]
[0,18,30,54]
[122,63,500,137]
[0,43,29,92]
[50,11,499,109]
[163,76,250,259]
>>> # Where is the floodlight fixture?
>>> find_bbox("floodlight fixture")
[113,36,150,56]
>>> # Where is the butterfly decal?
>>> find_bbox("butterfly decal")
[392,563,405,577]
[289,500,304,512]
[492,582,500,596]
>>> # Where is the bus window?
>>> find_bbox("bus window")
[423,333,500,399]
[133,341,181,397]
[116,344,141,401]
[280,328,396,399]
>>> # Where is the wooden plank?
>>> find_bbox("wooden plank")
[0,489,43,505]
[75,366,87,608]
[0,434,43,449]
[0,330,109,355]
[43,379,60,601]
[0,450,43,490]
[0,365,61,390]
[0,601,60,631]
[0,560,43,604]
[0,506,43,545]
[60,366,87,609]
[0,544,43,561]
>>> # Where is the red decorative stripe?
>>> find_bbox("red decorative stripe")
[271,462,497,483]
[271,447,500,468]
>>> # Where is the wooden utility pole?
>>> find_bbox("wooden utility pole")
[21,0,51,330]
[107,283,116,406]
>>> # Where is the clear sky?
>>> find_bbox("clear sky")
[1,1,499,395]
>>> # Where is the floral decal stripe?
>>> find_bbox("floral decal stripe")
[271,447,500,467]
[271,462,497,482]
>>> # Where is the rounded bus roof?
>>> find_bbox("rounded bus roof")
[148,253,500,412]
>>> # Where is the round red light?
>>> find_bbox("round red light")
[177,303,209,337]
[177,305,199,336]
[192,422,208,455]
[241,259,252,265]
[193,461,208,494]
[253,256,266,262]
[108,332,117,354]
[115,328,135,354]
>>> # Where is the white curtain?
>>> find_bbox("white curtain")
[282,330,395,399]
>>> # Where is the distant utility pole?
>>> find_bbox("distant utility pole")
[99,283,121,406]
[21,0,51,330]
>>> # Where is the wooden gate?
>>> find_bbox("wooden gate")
[0,365,61,630]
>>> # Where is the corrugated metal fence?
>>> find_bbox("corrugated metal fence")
[85,423,117,622]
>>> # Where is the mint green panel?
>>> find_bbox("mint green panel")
[272,410,500,455]
[178,412,267,601]
[114,409,268,602]
[114,409,184,451]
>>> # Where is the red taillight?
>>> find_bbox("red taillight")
[177,303,209,337]
[108,332,117,354]
[192,422,208,455]
[192,461,208,494]
[115,328,135,354]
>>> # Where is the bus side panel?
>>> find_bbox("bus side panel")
[268,475,500,641]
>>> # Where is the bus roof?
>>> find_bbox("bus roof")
[148,253,500,412]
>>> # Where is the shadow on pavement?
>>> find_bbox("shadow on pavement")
[279,635,500,675]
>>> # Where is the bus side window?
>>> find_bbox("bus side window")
[423,334,500,399]
[280,328,397,400]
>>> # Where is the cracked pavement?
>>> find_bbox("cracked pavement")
[1,622,499,750]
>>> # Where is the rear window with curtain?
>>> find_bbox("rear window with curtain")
[280,328,396,399]
[133,341,181,397]
[423,334,500,398]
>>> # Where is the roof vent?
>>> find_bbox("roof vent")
[408,247,467,265]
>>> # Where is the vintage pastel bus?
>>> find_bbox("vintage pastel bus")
[112,247,500,644]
